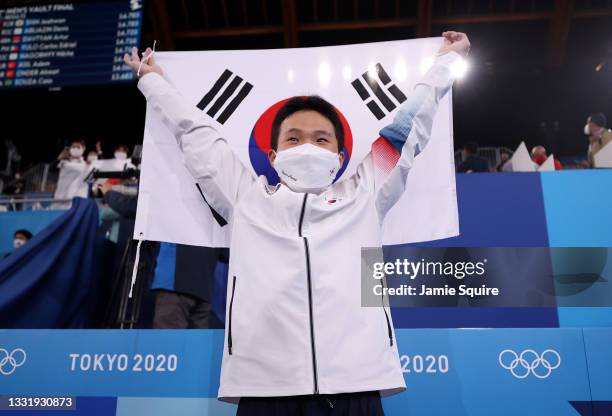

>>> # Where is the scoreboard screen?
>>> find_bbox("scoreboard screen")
[0,1,143,89]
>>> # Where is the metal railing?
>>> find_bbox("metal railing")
[0,196,108,212]
[454,146,514,170]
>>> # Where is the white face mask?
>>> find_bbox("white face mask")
[13,238,25,249]
[114,151,127,160]
[584,124,590,136]
[70,147,84,157]
[272,143,341,193]
[87,155,98,162]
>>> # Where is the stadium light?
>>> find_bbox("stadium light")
[451,58,469,79]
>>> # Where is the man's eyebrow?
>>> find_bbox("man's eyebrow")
[282,128,332,136]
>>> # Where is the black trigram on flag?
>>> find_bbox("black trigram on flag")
[351,63,407,120]
[197,69,253,124]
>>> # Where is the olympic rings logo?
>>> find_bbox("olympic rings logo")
[0,348,27,376]
[498,349,561,379]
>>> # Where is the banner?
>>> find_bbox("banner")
[1,329,608,415]
[135,37,458,247]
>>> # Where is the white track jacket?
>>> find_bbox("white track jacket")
[138,50,459,403]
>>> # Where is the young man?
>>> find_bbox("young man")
[125,31,470,415]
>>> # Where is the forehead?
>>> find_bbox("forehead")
[280,110,335,133]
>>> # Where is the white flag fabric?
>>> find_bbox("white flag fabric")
[135,37,459,246]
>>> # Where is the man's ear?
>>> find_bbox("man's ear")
[268,149,276,166]
[338,150,345,167]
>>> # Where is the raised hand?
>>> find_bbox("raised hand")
[438,31,470,57]
[123,46,163,78]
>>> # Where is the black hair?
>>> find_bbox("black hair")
[589,112,607,128]
[14,229,33,240]
[270,96,344,152]
[464,141,479,154]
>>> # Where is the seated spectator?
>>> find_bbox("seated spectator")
[530,145,562,170]
[457,141,489,173]
[585,112,612,167]
[13,229,32,249]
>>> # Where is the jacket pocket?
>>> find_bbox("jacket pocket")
[228,275,237,355]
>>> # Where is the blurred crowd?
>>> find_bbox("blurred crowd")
[456,112,611,173]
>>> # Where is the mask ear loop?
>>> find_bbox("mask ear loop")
[136,39,156,78]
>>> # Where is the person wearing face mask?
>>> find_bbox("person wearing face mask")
[584,112,612,168]
[2,229,32,258]
[53,140,91,208]
[86,150,99,164]
[114,145,129,161]
[125,31,470,415]
[13,229,32,250]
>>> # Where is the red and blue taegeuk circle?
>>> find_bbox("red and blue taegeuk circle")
[248,97,353,185]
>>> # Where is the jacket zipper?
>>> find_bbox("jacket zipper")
[228,275,237,355]
[383,307,394,347]
[380,275,394,346]
[299,193,319,394]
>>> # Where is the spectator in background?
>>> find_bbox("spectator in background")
[495,151,510,172]
[13,229,32,249]
[53,140,91,208]
[531,145,562,170]
[3,171,25,196]
[114,145,129,161]
[457,141,489,173]
[585,112,612,167]
[86,150,99,164]
[151,243,229,329]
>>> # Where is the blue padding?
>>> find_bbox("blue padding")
[396,172,549,247]
[391,307,558,328]
[541,170,612,247]
[582,328,612,400]
[557,307,612,327]
[388,172,556,327]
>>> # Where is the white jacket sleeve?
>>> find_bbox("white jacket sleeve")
[138,72,255,222]
[374,51,459,221]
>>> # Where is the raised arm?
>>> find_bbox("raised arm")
[375,32,470,220]
[125,47,255,222]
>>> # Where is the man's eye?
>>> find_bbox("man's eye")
[317,138,329,143]
[288,137,298,142]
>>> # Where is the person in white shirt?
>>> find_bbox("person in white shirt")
[53,140,91,208]
[125,31,470,416]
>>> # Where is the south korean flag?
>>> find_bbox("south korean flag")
[136,38,458,247]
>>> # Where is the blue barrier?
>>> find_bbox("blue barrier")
[1,171,612,414]
[0,328,609,415]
